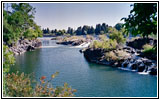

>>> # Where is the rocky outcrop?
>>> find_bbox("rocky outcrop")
[9,39,42,55]
[56,36,93,46]
[126,37,156,50]
[57,39,87,46]
[83,46,157,75]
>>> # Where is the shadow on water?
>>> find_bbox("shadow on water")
[10,49,42,74]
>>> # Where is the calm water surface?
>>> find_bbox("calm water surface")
[11,38,157,97]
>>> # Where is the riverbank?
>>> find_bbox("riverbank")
[9,39,42,55]
[82,37,157,75]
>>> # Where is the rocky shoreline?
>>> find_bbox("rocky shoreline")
[55,36,93,46]
[9,39,42,55]
[82,38,157,75]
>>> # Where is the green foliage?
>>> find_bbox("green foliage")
[114,23,123,31]
[91,39,117,51]
[108,27,117,33]
[122,3,157,38]
[5,72,33,97]
[3,45,15,96]
[105,51,118,61]
[5,72,77,97]
[3,3,42,45]
[98,35,107,41]
[143,44,153,50]
[23,29,37,39]
[109,30,126,44]
[142,44,156,55]
[3,45,15,73]
[105,50,129,61]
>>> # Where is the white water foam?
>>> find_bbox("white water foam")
[41,46,60,48]
[70,42,91,48]
[138,71,150,75]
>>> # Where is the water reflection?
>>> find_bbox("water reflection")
[11,49,41,74]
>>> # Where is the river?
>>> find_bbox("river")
[11,37,157,97]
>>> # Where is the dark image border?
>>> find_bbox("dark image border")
[1,0,159,99]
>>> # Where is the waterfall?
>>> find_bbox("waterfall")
[120,51,156,75]
[38,37,61,48]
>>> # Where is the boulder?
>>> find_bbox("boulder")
[131,63,138,70]
[83,48,104,62]
[149,67,157,75]
[27,45,35,51]
[137,64,145,72]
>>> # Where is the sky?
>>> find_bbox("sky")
[30,3,132,30]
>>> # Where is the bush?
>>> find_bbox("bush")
[98,35,107,41]
[3,45,15,73]
[62,36,84,42]
[109,31,126,44]
[3,45,15,96]
[105,50,129,61]
[105,51,117,61]
[91,39,117,51]
[86,35,94,40]
[5,72,77,97]
[142,44,156,55]
[143,44,153,50]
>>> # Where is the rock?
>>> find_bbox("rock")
[83,48,104,62]
[126,37,156,50]
[9,39,42,55]
[131,63,138,70]
[136,49,141,54]
[123,46,136,54]
[143,60,152,66]
[79,48,86,53]
[27,45,35,51]
[137,64,145,72]
[122,61,129,67]
[149,67,157,75]
[82,43,157,75]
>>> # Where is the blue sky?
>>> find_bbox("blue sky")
[30,3,132,30]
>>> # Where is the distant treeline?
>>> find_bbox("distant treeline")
[42,23,123,36]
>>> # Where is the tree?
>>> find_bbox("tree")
[82,25,89,35]
[101,23,108,33]
[114,23,123,31]
[76,26,82,35]
[122,3,157,38]
[95,24,101,35]
[88,26,95,34]
[46,28,50,34]
[3,3,42,45]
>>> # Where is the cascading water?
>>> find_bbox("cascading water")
[121,51,156,75]
[38,37,62,48]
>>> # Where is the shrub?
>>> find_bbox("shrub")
[142,44,156,55]
[91,39,117,51]
[109,31,126,44]
[62,36,84,42]
[143,44,153,50]
[86,35,94,40]
[3,45,15,73]
[3,45,15,96]
[105,50,129,61]
[98,35,107,41]
[105,51,117,61]
[5,72,77,97]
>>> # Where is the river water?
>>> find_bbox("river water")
[11,37,157,97]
